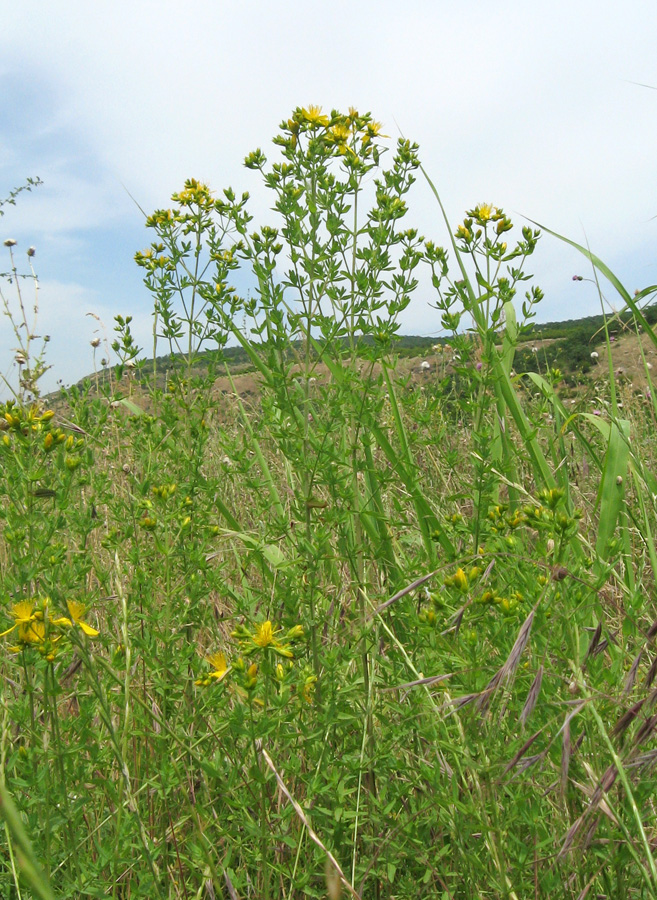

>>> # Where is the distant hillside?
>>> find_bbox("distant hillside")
[64,303,657,397]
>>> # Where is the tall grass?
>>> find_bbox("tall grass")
[1,109,657,899]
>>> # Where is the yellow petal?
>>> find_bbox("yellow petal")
[79,620,99,637]
[11,601,35,623]
[207,651,226,671]
[21,621,45,643]
[66,600,86,621]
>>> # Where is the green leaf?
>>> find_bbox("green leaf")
[117,397,145,416]
[262,543,289,569]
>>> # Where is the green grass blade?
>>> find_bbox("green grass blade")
[0,782,56,900]
[578,413,631,564]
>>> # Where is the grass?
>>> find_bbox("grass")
[1,108,657,899]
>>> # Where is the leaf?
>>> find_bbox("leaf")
[595,418,630,563]
[116,397,145,416]
[262,543,289,569]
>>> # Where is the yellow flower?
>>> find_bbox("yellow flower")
[206,652,229,681]
[253,620,277,648]
[301,105,329,128]
[53,600,99,637]
[329,123,350,143]
[253,621,294,658]
[195,651,229,686]
[476,203,494,222]
[234,619,303,660]
[302,673,317,704]
[367,120,386,137]
[9,619,46,652]
[0,601,37,638]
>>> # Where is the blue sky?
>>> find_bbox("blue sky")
[2,0,657,392]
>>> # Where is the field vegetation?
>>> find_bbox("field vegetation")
[1,107,657,899]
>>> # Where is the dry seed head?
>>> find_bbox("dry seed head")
[325,858,342,900]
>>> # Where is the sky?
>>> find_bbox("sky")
[1,0,656,393]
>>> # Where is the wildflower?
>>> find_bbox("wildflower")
[4,239,16,247]
[9,620,49,653]
[195,651,229,687]
[468,203,495,224]
[0,600,39,638]
[233,619,304,659]
[302,672,317,704]
[301,105,329,128]
[445,568,468,593]
[329,123,350,143]
[53,600,99,637]
[253,621,277,647]
[20,623,61,661]
[367,120,385,137]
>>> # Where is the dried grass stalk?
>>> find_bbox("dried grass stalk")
[612,699,645,738]
[476,605,536,716]
[383,673,454,692]
[584,623,602,663]
[223,871,238,900]
[520,665,543,728]
[632,713,657,748]
[258,744,362,900]
[623,650,643,696]
[561,717,572,798]
[371,570,437,617]
[502,728,544,775]
[644,654,657,688]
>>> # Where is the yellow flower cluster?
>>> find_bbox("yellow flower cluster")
[1,598,99,661]
[195,620,306,699]
[272,106,389,162]
[232,620,304,659]
[171,178,213,208]
[455,206,513,244]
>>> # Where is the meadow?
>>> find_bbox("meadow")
[1,106,657,899]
